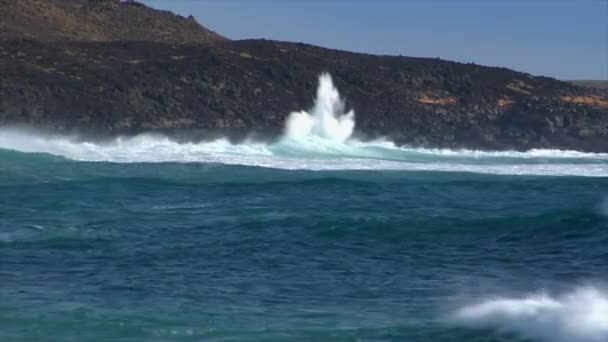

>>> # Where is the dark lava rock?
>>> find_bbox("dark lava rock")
[1,39,607,151]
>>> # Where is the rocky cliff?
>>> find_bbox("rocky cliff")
[1,0,607,151]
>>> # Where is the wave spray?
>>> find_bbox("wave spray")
[284,73,355,143]
[453,286,608,342]
[0,73,606,176]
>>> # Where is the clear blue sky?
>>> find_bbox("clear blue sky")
[141,0,607,80]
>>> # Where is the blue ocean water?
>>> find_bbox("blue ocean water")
[2,75,608,341]
[2,145,608,342]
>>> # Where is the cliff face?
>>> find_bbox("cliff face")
[0,1,607,151]
[0,0,227,43]
[2,39,607,151]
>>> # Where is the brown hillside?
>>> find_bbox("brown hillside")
[0,0,227,43]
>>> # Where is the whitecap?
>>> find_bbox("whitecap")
[0,74,607,177]
[452,286,608,342]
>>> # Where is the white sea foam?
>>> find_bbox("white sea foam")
[453,286,608,342]
[0,73,607,176]
[284,73,355,143]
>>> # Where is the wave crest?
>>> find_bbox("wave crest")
[0,73,607,176]
[453,286,608,342]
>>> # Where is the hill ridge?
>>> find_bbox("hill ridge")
[0,0,227,43]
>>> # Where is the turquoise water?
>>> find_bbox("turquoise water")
[2,146,608,342]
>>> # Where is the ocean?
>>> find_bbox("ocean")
[1,74,607,341]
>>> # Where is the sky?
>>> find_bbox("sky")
[141,0,608,80]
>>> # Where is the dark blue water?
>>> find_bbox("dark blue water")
[1,150,608,341]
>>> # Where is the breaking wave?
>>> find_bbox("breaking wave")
[453,286,608,342]
[0,73,607,176]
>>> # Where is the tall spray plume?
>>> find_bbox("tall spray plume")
[284,73,355,143]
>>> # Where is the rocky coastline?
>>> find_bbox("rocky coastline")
[1,0,607,151]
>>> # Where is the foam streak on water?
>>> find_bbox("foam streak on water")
[0,73,607,177]
[453,286,608,342]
